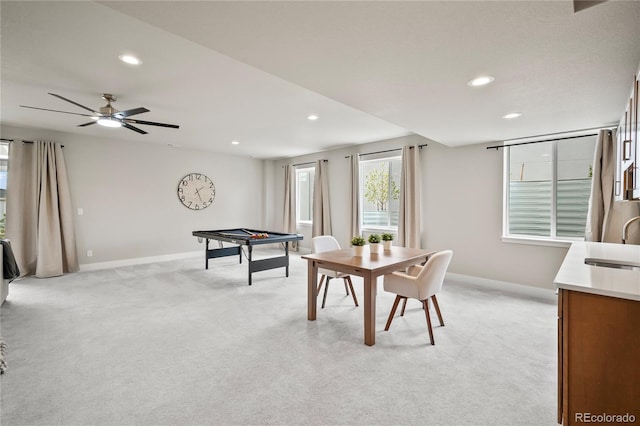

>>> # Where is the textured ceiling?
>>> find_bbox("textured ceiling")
[2,1,639,158]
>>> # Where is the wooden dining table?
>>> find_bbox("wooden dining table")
[302,246,434,346]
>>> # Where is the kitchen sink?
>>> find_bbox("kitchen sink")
[584,258,640,271]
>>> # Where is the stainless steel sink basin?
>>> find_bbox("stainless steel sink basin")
[584,258,640,271]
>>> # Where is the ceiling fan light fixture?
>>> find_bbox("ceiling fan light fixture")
[97,117,122,128]
[118,54,142,66]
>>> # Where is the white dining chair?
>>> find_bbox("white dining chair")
[383,250,453,345]
[312,235,358,308]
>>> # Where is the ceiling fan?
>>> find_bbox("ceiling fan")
[20,93,179,134]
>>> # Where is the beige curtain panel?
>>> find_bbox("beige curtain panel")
[312,160,332,237]
[586,129,640,243]
[6,141,79,278]
[282,164,298,250]
[398,145,422,248]
[349,155,361,240]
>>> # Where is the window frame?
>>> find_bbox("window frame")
[359,154,402,233]
[295,166,315,226]
[502,134,596,248]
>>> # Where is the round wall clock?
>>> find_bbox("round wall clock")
[177,173,215,210]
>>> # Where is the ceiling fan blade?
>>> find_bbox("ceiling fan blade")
[78,121,97,127]
[124,118,180,129]
[122,122,148,134]
[114,107,149,118]
[49,93,100,114]
[20,105,97,117]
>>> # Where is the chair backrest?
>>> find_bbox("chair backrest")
[312,235,341,254]
[415,250,453,299]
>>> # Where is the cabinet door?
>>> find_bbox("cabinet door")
[563,291,640,424]
[633,75,639,199]
[615,122,624,201]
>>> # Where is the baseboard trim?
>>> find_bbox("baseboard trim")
[79,251,201,272]
[446,272,557,303]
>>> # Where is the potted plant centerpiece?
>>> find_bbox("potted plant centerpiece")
[368,234,381,254]
[381,233,394,250]
[351,236,366,256]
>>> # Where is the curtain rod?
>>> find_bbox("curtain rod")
[1,138,34,143]
[486,126,616,150]
[0,138,65,147]
[344,144,428,159]
[282,159,328,168]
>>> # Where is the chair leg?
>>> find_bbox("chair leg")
[432,295,444,326]
[345,276,358,307]
[321,277,331,309]
[317,275,326,293]
[385,295,403,331]
[400,297,408,316]
[343,280,350,295]
[422,300,435,345]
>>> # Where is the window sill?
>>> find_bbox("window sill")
[362,226,398,233]
[501,235,578,248]
[297,221,312,227]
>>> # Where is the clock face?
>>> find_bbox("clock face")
[178,173,215,210]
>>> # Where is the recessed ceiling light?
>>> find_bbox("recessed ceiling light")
[467,76,495,87]
[231,140,240,145]
[118,54,142,65]
[307,114,319,121]
[502,112,523,119]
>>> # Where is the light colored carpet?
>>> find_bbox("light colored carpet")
[0,248,557,425]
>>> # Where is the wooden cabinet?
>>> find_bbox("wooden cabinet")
[616,71,639,201]
[557,289,640,425]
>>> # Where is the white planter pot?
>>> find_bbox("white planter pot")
[383,240,392,250]
[353,245,364,256]
[369,243,380,254]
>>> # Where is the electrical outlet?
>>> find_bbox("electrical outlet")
[87,250,92,257]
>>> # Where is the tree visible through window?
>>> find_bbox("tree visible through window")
[361,157,401,229]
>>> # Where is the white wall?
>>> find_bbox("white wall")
[266,134,568,290]
[4,123,569,288]
[2,125,265,265]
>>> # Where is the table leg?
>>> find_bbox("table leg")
[205,239,210,270]
[248,245,252,286]
[363,271,376,346]
[285,242,290,277]
[307,260,318,321]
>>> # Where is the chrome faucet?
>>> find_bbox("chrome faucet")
[622,216,640,244]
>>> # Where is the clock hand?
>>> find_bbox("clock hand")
[195,187,204,202]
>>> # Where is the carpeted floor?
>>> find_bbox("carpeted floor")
[0,248,558,425]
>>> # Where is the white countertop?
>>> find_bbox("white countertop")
[554,242,640,301]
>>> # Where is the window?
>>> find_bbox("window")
[504,134,596,242]
[296,167,314,224]
[360,155,401,230]
[0,142,8,238]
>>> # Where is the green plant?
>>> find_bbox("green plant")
[368,234,381,244]
[364,162,400,211]
[381,233,394,241]
[351,236,366,246]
